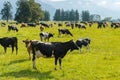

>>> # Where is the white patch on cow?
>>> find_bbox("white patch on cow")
[33,59,36,69]
[35,50,46,58]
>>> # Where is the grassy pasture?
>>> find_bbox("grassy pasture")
[0,22,120,80]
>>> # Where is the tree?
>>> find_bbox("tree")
[15,0,31,23]
[81,10,90,21]
[42,10,50,21]
[103,17,112,21]
[75,10,79,21]
[53,9,61,21]
[29,0,44,22]
[90,14,101,21]
[15,0,44,23]
[1,1,12,22]
[69,9,75,21]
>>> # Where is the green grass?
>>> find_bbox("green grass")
[0,22,120,80]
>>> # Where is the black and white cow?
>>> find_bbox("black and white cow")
[0,37,18,54]
[76,38,90,52]
[40,32,54,42]
[8,25,18,32]
[27,40,78,70]
[58,29,73,37]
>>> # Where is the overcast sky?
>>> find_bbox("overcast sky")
[41,0,120,19]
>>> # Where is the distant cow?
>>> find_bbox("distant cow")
[58,29,73,37]
[76,38,90,52]
[0,37,18,54]
[27,40,78,70]
[40,22,49,28]
[27,23,36,27]
[40,32,54,42]
[8,25,18,32]
[20,23,27,28]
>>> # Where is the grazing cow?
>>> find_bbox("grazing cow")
[8,25,18,32]
[27,23,36,27]
[40,32,54,42]
[0,37,18,54]
[58,29,73,37]
[76,38,90,52]
[23,39,38,60]
[40,22,49,28]
[27,40,78,70]
[20,23,27,28]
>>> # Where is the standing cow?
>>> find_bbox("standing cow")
[26,40,78,70]
[0,37,18,54]
[76,38,90,52]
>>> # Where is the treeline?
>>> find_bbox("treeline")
[0,0,102,22]
[53,9,79,21]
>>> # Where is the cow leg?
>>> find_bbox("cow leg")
[16,45,18,55]
[12,46,14,53]
[32,54,37,69]
[27,48,31,60]
[54,58,58,70]
[59,58,62,69]
[4,47,7,53]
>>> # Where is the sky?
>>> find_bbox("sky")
[41,0,120,19]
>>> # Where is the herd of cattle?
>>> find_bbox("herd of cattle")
[0,21,119,70]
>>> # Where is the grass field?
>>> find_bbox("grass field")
[0,22,120,80]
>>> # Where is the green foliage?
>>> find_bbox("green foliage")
[15,0,44,23]
[41,10,50,21]
[53,9,79,21]
[0,22,120,80]
[0,1,12,22]
[81,10,90,21]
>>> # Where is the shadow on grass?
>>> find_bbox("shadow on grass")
[0,69,53,80]
[3,58,29,66]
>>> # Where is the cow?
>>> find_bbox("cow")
[76,38,90,52]
[58,29,73,37]
[0,37,18,54]
[40,22,49,28]
[27,40,78,70]
[40,32,54,42]
[23,39,38,60]
[8,25,18,32]
[27,23,36,27]
[20,23,27,28]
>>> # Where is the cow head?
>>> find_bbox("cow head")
[23,39,31,48]
[69,40,79,51]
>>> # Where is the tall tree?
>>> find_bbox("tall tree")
[69,9,75,21]
[42,10,50,21]
[53,9,61,21]
[75,10,79,21]
[90,14,101,21]
[15,0,31,23]
[29,0,44,22]
[1,1,12,22]
[81,10,90,21]
[15,0,44,23]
